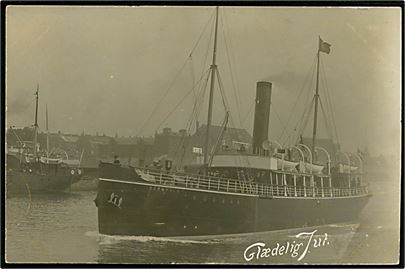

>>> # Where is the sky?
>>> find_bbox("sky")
[6,6,401,158]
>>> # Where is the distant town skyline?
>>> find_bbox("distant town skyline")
[6,6,401,158]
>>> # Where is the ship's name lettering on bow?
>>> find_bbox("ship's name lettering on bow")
[107,193,123,208]
[243,229,330,262]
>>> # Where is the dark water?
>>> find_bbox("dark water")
[5,177,399,265]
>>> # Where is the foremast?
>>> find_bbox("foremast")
[33,84,39,157]
[203,6,219,166]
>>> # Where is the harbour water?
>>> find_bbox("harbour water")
[5,175,399,264]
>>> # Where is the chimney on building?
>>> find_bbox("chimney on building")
[163,128,172,135]
[252,81,272,155]
[179,129,187,137]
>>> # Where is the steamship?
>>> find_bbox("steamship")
[6,85,82,196]
[95,7,370,237]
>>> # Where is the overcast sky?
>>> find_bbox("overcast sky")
[6,6,401,157]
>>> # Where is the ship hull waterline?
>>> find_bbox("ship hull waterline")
[6,170,80,196]
[96,177,371,238]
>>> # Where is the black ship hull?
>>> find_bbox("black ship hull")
[96,164,370,238]
[7,171,80,196]
[6,154,81,196]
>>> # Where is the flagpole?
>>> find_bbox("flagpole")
[311,37,321,158]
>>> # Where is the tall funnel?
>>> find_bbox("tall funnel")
[252,81,272,155]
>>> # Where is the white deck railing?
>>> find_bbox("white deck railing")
[134,168,369,198]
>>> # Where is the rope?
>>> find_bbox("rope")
[220,10,243,128]
[135,11,215,137]
[216,69,250,168]
[277,54,318,143]
[216,68,237,129]
[154,68,211,132]
[9,126,24,144]
[294,96,315,143]
[188,55,197,100]
[173,69,211,167]
[272,106,290,145]
[319,98,334,141]
[320,59,340,144]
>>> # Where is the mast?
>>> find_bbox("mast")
[203,6,219,165]
[311,39,321,158]
[46,105,49,160]
[33,84,39,157]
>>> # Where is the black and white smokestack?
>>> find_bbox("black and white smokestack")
[252,81,272,155]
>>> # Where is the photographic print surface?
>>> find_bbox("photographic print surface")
[4,5,401,265]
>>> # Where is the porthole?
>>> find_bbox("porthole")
[193,195,196,200]
[203,196,207,202]
[237,200,240,205]
[212,198,216,203]
[222,199,225,204]
[230,199,233,204]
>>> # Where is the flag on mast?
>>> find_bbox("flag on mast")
[319,37,331,54]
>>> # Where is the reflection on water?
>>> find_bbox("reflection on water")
[5,176,399,264]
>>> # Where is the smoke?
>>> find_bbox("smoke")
[7,96,32,116]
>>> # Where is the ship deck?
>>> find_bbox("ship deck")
[100,165,370,199]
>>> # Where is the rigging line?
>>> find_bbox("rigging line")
[187,10,213,101]
[188,55,197,100]
[300,97,315,136]
[216,68,248,168]
[241,99,255,127]
[294,61,319,134]
[216,69,230,115]
[155,68,212,134]
[171,68,211,164]
[287,79,316,144]
[318,61,337,145]
[220,10,243,128]
[187,68,211,131]
[319,61,335,133]
[9,126,23,144]
[290,96,314,145]
[192,15,215,125]
[318,98,334,141]
[319,59,340,144]
[277,54,318,142]
[216,68,236,129]
[222,10,245,127]
[135,11,215,137]
[217,69,250,168]
[318,72,336,142]
[189,10,216,58]
[173,70,211,161]
[135,57,194,137]
[272,106,291,145]
[188,69,211,127]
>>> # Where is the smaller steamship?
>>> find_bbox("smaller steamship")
[6,85,82,196]
[95,7,370,238]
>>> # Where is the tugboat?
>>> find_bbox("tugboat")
[95,7,370,237]
[6,85,82,196]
